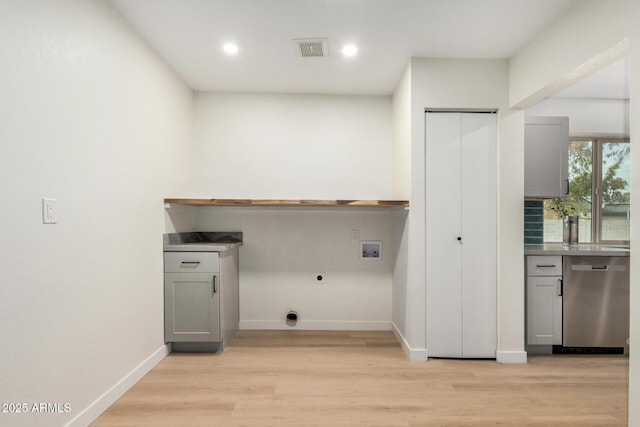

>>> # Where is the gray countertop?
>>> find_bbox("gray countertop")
[163,231,243,252]
[524,243,629,257]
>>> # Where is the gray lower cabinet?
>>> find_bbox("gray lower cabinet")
[164,271,221,342]
[164,249,239,350]
[526,255,563,346]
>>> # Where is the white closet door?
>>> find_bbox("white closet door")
[460,113,497,358]
[425,112,463,358]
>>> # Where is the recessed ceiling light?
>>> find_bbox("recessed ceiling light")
[342,44,358,57]
[223,43,239,55]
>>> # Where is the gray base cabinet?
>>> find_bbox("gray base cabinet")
[164,249,239,350]
[526,256,563,346]
[164,271,221,342]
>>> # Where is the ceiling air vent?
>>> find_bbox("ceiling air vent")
[293,38,328,58]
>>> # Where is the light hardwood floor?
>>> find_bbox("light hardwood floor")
[92,331,629,426]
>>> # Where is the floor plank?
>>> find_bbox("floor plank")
[92,331,629,426]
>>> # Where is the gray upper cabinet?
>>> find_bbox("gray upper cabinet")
[524,116,569,198]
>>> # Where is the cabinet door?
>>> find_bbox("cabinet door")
[165,272,220,342]
[425,112,463,358]
[524,116,569,198]
[460,113,497,358]
[527,275,563,345]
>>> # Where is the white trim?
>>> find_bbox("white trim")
[496,350,528,364]
[391,322,429,361]
[65,344,170,427]
[239,320,392,331]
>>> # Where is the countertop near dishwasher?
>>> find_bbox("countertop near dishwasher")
[163,231,243,252]
[525,243,629,257]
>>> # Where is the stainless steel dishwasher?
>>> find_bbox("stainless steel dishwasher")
[563,256,629,350]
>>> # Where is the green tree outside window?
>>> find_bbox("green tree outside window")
[544,140,630,243]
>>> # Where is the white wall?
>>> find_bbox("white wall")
[0,1,193,426]
[164,204,196,233]
[191,92,395,330]
[526,98,629,136]
[510,0,637,422]
[192,92,393,199]
[394,58,517,360]
[390,64,412,348]
[510,0,629,109]
[390,210,410,340]
[194,207,393,330]
[392,65,412,200]
[496,110,526,360]
[628,0,639,423]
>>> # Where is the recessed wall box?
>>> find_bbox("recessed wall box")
[360,241,382,260]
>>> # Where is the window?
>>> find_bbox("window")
[543,138,630,243]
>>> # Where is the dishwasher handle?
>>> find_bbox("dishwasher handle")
[571,264,608,271]
[570,264,626,272]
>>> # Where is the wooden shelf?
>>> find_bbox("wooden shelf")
[164,198,409,208]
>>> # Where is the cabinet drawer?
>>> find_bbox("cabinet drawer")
[164,252,219,273]
[527,256,562,276]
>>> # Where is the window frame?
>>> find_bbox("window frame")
[591,137,630,245]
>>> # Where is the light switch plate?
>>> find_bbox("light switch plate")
[42,198,57,224]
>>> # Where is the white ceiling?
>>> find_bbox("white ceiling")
[110,0,625,97]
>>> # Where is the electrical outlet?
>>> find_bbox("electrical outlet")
[313,273,325,284]
[42,198,57,224]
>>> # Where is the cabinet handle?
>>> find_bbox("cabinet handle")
[536,264,556,268]
[212,275,217,295]
[180,261,200,267]
[457,236,462,243]
[566,179,570,195]
[557,278,563,296]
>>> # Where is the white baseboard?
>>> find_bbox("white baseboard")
[496,350,528,364]
[391,322,428,361]
[239,320,391,331]
[65,344,170,427]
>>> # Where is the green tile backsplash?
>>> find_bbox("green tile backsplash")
[524,200,544,244]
